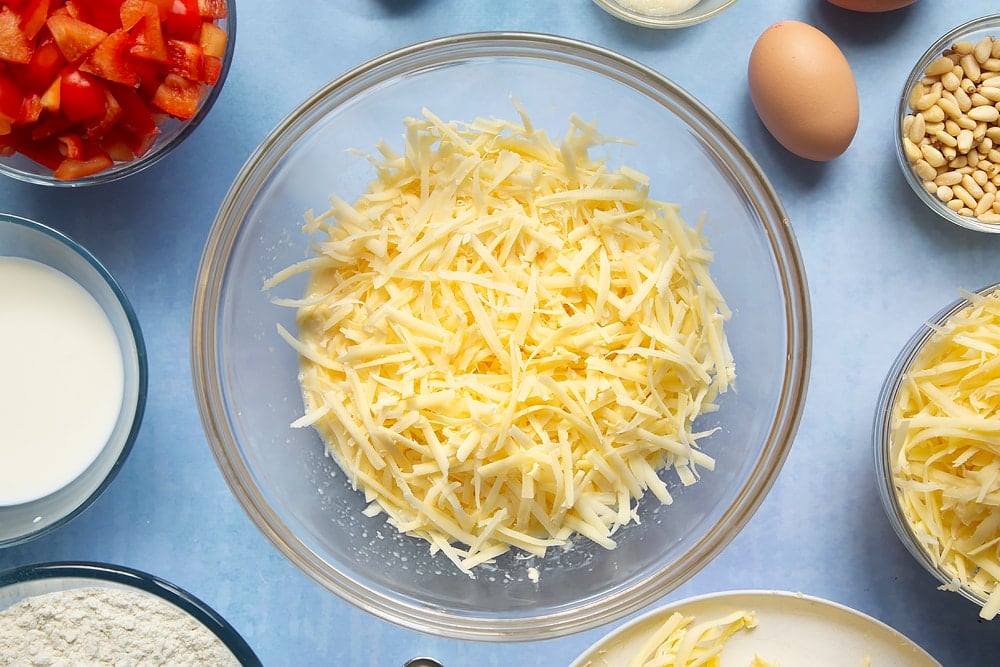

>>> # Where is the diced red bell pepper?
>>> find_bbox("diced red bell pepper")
[53,152,113,179]
[81,86,122,138]
[60,68,108,122]
[165,37,201,80]
[39,75,60,111]
[5,0,31,11]
[198,20,225,58]
[163,0,200,40]
[16,92,43,125]
[0,73,25,125]
[122,0,167,62]
[151,72,198,119]
[47,13,106,62]
[12,129,63,167]
[80,30,138,86]
[11,39,66,93]
[196,0,226,19]
[56,131,83,158]
[20,0,52,41]
[65,0,121,33]
[200,54,220,85]
[111,82,158,142]
[0,7,34,64]
[99,127,136,161]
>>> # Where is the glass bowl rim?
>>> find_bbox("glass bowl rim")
[0,0,237,188]
[191,30,812,641]
[0,560,261,666]
[0,212,148,548]
[894,14,1000,234]
[873,280,1000,610]
[590,0,739,29]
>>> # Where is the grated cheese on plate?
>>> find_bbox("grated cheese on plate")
[626,609,758,667]
[268,103,735,574]
[890,287,1000,619]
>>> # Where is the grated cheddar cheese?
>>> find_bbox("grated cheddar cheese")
[625,610,758,667]
[890,287,1000,618]
[268,104,735,574]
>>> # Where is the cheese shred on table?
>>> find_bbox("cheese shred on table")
[269,104,735,574]
[891,288,1000,619]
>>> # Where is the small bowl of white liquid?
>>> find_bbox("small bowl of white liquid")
[0,213,147,548]
[592,0,738,28]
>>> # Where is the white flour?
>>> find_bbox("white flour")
[0,586,242,666]
[616,0,702,16]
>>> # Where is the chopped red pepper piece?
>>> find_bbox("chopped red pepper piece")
[165,37,201,80]
[53,152,113,179]
[80,29,138,86]
[196,0,226,19]
[59,68,108,122]
[122,0,167,62]
[198,20,225,58]
[0,73,25,125]
[0,7,34,64]
[163,0,200,40]
[20,0,52,41]
[47,13,107,62]
[151,71,198,119]
[11,39,66,93]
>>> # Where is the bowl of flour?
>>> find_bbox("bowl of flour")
[0,561,260,666]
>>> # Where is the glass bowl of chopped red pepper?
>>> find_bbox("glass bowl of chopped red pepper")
[0,0,234,186]
[193,32,810,641]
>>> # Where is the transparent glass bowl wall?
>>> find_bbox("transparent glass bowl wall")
[874,282,1000,613]
[192,32,811,641]
[0,0,236,187]
[895,15,1000,233]
[0,213,147,547]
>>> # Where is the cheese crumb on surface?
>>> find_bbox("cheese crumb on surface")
[890,287,1000,619]
[272,104,734,574]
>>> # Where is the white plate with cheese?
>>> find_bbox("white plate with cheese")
[569,590,940,667]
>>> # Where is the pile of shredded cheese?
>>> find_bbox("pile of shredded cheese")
[268,104,735,574]
[625,610,758,667]
[890,287,1000,618]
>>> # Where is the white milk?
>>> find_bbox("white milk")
[0,256,125,505]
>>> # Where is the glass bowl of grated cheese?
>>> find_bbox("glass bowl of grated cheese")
[192,32,810,640]
[874,282,1000,620]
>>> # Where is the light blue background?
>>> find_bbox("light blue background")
[2,1,1000,665]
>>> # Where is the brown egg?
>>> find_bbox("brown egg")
[748,21,859,162]
[826,0,917,12]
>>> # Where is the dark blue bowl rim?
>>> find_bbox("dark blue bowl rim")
[0,561,262,666]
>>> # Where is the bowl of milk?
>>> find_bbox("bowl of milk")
[0,213,147,548]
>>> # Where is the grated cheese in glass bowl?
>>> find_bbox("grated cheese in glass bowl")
[192,32,810,641]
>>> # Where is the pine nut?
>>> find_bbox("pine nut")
[957,129,975,153]
[923,105,946,123]
[921,144,947,167]
[942,71,961,91]
[977,212,1000,223]
[975,37,994,64]
[935,170,963,186]
[968,105,1000,122]
[955,41,975,55]
[915,159,937,180]
[936,185,954,202]
[937,97,961,118]
[908,114,925,143]
[947,198,964,212]
[954,184,978,208]
[962,173,985,199]
[961,54,982,82]
[975,191,995,215]
[935,130,958,147]
[926,56,956,76]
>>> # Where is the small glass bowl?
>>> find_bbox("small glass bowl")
[0,1,236,187]
[592,0,738,29]
[874,282,1000,617]
[0,213,147,547]
[0,561,261,666]
[895,15,1000,233]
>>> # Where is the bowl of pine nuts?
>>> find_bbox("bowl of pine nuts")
[897,15,1000,233]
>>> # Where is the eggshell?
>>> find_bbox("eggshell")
[748,21,859,162]
[826,0,917,12]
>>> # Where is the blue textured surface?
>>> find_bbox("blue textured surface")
[2,1,999,665]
